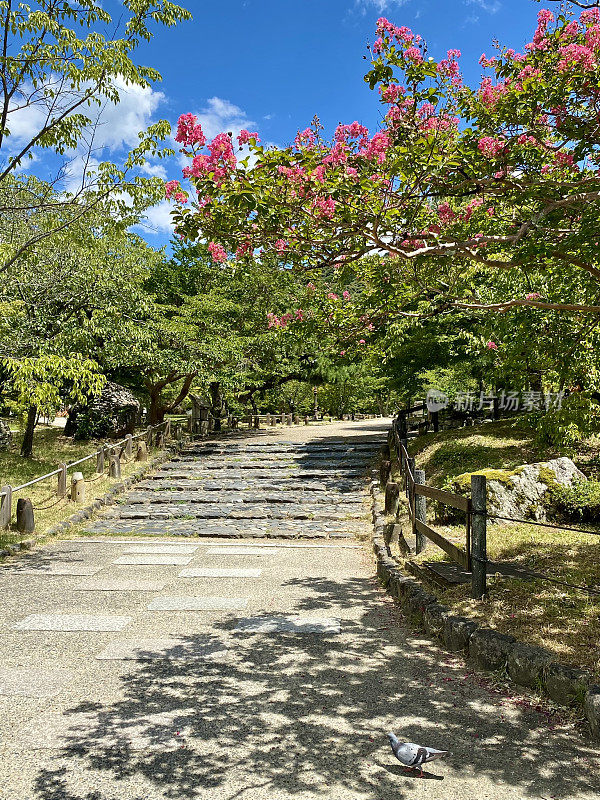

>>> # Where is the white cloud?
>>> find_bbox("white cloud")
[194,96,255,141]
[136,200,175,236]
[466,0,501,13]
[354,0,409,13]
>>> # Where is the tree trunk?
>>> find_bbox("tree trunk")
[148,390,165,425]
[21,405,37,458]
[209,381,222,432]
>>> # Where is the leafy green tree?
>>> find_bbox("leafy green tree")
[0,0,191,271]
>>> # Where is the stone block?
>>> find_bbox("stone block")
[584,685,600,738]
[423,603,449,641]
[545,662,589,706]
[14,614,132,631]
[442,615,478,652]
[404,589,437,626]
[235,616,340,634]
[507,643,554,690]
[469,628,515,672]
[147,596,248,611]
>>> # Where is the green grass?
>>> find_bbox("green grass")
[393,417,600,676]
[407,418,559,488]
[0,425,161,550]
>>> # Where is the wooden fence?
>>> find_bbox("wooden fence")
[189,410,383,433]
[386,417,487,599]
[0,419,171,533]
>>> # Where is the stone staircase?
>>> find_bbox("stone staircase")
[86,437,378,539]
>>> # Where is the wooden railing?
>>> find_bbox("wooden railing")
[0,419,171,532]
[385,418,487,599]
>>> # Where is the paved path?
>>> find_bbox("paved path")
[0,419,599,800]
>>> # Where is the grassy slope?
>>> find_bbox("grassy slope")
[395,418,600,678]
[0,425,159,549]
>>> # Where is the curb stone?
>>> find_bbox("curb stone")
[369,461,600,740]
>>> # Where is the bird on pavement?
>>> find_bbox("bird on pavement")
[387,733,449,777]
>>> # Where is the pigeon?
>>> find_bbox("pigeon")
[387,732,449,777]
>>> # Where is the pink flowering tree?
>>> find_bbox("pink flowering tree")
[165,9,600,321]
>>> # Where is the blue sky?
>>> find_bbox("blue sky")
[11,0,550,247]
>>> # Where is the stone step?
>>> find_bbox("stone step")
[184,442,380,453]
[126,490,364,506]
[153,469,366,480]
[85,519,360,539]
[105,504,362,521]
[138,478,357,492]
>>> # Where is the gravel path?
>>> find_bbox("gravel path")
[0,418,598,799]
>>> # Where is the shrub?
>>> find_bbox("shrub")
[552,480,600,523]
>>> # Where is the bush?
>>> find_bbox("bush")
[552,480,600,523]
[533,392,600,453]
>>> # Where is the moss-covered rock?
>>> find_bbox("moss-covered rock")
[446,457,586,521]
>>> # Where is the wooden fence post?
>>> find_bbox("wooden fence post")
[125,434,133,460]
[109,453,121,479]
[0,485,12,529]
[406,457,415,498]
[57,463,67,497]
[146,425,153,445]
[96,448,104,474]
[71,472,85,503]
[414,469,427,554]
[16,498,34,533]
[384,482,400,516]
[136,440,148,461]
[253,415,260,429]
[432,410,439,433]
[165,419,171,438]
[471,474,487,599]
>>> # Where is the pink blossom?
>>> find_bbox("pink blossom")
[295,309,304,321]
[525,292,541,300]
[339,350,346,356]
[208,242,227,263]
[307,282,316,292]
[165,180,180,200]
[557,43,595,72]
[335,122,369,146]
[486,341,498,350]
[174,113,206,148]
[581,8,600,25]
[274,239,288,252]
[327,292,339,301]
[478,136,506,158]
[437,202,456,225]
[380,84,405,103]
[343,290,351,300]
[237,129,260,146]
[294,128,316,149]
[403,46,423,64]
[358,339,366,345]
[361,131,390,164]
[479,53,496,68]
[313,196,336,219]
[174,191,188,204]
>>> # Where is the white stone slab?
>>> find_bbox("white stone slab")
[14,614,132,632]
[21,710,191,751]
[206,547,275,556]
[178,568,262,578]
[0,667,72,697]
[123,545,198,555]
[75,578,167,592]
[112,555,193,566]
[235,616,340,634]
[2,564,102,576]
[147,596,248,611]
[96,636,228,661]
